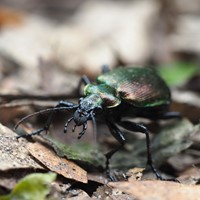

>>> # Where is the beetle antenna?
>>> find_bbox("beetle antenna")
[14,106,76,130]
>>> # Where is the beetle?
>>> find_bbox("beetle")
[15,66,181,180]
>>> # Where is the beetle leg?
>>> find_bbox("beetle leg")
[102,64,110,74]
[77,75,91,96]
[16,127,48,139]
[158,111,181,120]
[40,100,77,135]
[72,124,76,132]
[117,120,164,180]
[105,120,126,180]
[64,117,74,133]
[79,75,91,85]
[78,123,87,139]
[17,101,77,138]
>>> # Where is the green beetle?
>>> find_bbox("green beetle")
[15,66,181,180]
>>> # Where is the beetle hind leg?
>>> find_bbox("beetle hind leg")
[102,65,110,74]
[159,111,181,120]
[118,121,172,181]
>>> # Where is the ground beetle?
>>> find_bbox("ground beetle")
[15,66,181,180]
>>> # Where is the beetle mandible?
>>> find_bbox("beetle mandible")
[15,66,181,180]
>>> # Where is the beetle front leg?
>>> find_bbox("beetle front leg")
[117,121,164,180]
[17,101,77,138]
[105,120,126,181]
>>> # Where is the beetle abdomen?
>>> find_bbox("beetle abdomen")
[97,67,171,107]
[117,79,170,107]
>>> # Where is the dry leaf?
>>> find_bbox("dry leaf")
[109,180,200,200]
[27,142,88,183]
[93,185,134,200]
[0,123,43,170]
[178,167,200,185]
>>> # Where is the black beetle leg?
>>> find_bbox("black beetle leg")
[158,111,182,120]
[80,75,91,85]
[77,75,91,96]
[41,101,77,135]
[64,117,74,133]
[17,101,77,139]
[105,120,126,181]
[102,65,110,74]
[16,127,47,139]
[78,123,87,139]
[117,121,164,180]
[146,111,182,120]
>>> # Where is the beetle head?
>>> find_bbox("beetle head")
[64,94,103,139]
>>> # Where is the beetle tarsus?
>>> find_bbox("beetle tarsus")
[148,161,163,180]
[106,171,118,182]
[77,132,84,139]
[72,124,76,132]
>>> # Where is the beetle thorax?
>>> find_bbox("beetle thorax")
[84,83,121,108]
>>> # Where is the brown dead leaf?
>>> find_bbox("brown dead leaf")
[178,166,200,185]
[87,174,108,185]
[109,180,200,200]
[27,142,88,183]
[0,123,43,170]
[93,185,134,200]
[66,190,90,200]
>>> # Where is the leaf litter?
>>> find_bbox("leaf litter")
[1,112,200,199]
[27,141,88,183]
[0,123,43,170]
[109,180,200,200]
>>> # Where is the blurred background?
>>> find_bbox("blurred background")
[0,0,199,86]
